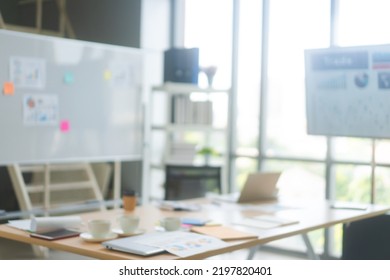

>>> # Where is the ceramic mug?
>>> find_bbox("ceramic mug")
[118,215,139,233]
[88,219,111,238]
[160,217,181,231]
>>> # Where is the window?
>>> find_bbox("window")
[184,0,232,90]
[235,0,262,160]
[265,0,329,161]
[181,0,390,259]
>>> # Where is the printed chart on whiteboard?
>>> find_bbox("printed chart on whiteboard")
[305,45,390,139]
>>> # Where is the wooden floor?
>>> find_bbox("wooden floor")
[0,238,305,260]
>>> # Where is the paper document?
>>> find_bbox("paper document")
[7,216,82,232]
[159,201,201,212]
[234,214,299,229]
[135,231,227,258]
[31,216,82,232]
[7,219,32,231]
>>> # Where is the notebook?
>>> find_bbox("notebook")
[217,172,281,203]
[102,233,165,256]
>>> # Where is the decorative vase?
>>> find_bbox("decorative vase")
[200,66,217,87]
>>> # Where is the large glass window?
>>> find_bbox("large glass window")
[184,0,232,89]
[324,0,390,257]
[332,138,372,162]
[338,0,390,46]
[235,0,262,159]
[181,0,390,259]
[266,0,329,160]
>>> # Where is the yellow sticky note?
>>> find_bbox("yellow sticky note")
[3,82,15,95]
[103,70,112,80]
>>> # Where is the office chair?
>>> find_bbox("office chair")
[342,214,390,260]
[164,165,222,200]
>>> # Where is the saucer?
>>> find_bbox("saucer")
[112,228,145,237]
[80,232,118,242]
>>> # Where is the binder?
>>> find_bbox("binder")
[164,48,199,84]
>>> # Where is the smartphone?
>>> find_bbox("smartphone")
[30,229,80,240]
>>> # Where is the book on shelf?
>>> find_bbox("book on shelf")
[168,142,196,164]
[171,95,213,125]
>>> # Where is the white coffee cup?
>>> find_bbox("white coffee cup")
[160,217,181,231]
[88,219,111,238]
[118,215,139,233]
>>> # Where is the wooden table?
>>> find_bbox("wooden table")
[0,198,389,260]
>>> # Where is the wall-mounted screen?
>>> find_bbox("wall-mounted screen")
[305,45,390,139]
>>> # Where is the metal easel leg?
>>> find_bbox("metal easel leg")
[7,164,49,258]
[84,163,106,211]
[301,233,320,260]
[247,245,260,260]
[247,234,320,260]
[113,161,121,209]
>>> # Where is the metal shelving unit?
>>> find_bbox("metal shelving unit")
[145,82,231,200]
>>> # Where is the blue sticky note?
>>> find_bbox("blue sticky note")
[63,72,75,84]
[181,218,209,226]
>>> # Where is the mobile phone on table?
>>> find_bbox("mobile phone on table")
[30,229,80,240]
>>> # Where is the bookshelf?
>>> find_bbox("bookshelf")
[148,82,231,199]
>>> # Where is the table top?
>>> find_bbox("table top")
[0,198,389,260]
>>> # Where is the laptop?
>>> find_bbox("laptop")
[102,233,165,256]
[217,172,281,203]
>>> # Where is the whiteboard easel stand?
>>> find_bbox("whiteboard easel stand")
[371,138,376,204]
[0,10,5,28]
[7,164,49,258]
[7,164,33,214]
[7,162,108,257]
[113,161,121,209]
[84,163,106,211]
[1,0,76,39]
[7,163,106,213]
[43,163,50,213]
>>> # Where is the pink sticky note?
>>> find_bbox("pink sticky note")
[60,120,70,133]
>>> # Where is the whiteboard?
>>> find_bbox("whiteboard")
[0,30,144,165]
[305,45,390,139]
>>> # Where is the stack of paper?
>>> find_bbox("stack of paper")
[7,215,82,232]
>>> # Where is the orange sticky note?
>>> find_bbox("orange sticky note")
[3,82,15,95]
